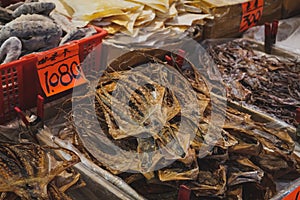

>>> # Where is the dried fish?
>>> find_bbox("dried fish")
[61,48,299,200]
[0,36,22,64]
[12,2,56,18]
[0,142,80,199]
[207,40,300,127]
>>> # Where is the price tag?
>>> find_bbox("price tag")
[283,186,300,200]
[239,0,264,32]
[36,43,86,97]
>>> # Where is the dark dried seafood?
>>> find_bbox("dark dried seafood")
[0,142,80,199]
[5,2,25,11]
[12,2,55,18]
[0,17,62,53]
[61,49,299,199]
[0,36,22,64]
[59,27,97,46]
[0,2,97,64]
[207,40,300,127]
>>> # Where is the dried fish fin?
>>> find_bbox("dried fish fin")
[0,37,22,64]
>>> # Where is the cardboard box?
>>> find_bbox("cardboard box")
[201,0,282,39]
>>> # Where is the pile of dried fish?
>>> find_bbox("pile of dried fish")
[207,40,300,127]
[0,0,96,64]
[0,143,83,200]
[0,120,84,199]
[61,49,299,199]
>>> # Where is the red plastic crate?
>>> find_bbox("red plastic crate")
[0,27,107,124]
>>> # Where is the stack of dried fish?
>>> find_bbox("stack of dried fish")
[62,49,299,199]
[0,0,96,64]
[207,40,300,127]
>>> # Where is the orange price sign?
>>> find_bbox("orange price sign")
[283,186,300,200]
[239,0,264,32]
[36,43,86,97]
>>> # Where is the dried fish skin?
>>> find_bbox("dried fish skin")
[0,36,22,64]
[12,2,56,18]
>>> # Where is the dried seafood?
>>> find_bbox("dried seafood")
[0,142,81,199]
[61,48,299,199]
[0,36,22,64]
[207,40,300,127]
[0,1,97,64]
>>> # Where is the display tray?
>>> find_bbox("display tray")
[1,45,298,200]
[35,46,298,200]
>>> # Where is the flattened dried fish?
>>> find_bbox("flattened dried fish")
[64,48,299,200]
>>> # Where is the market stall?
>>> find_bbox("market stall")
[0,0,299,199]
